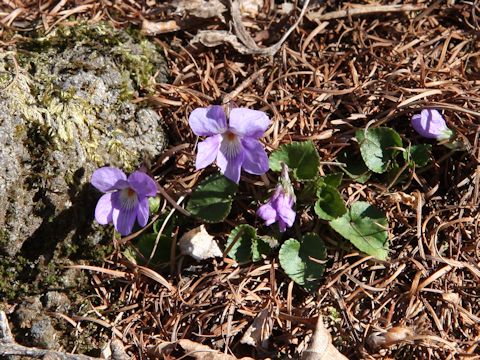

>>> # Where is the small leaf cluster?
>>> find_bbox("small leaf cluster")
[340,127,432,184]
[269,141,393,289]
[182,139,393,292]
[226,224,275,262]
[181,120,451,291]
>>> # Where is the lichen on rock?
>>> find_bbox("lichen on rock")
[17,22,168,172]
[0,22,169,318]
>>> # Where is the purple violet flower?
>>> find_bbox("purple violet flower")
[411,109,453,140]
[189,105,271,183]
[257,164,296,232]
[91,167,157,236]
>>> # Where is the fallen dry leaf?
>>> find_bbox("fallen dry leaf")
[192,30,253,55]
[302,317,348,360]
[179,225,223,261]
[142,19,181,35]
[238,0,264,18]
[240,308,273,349]
[366,326,413,351]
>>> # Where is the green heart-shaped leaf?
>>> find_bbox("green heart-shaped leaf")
[279,233,327,292]
[337,148,371,184]
[404,144,431,167]
[356,128,402,174]
[269,141,320,180]
[329,201,389,260]
[227,224,271,262]
[322,172,343,188]
[186,173,238,223]
[314,184,346,220]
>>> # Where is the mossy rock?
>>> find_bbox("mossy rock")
[0,23,168,302]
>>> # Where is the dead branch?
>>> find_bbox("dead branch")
[193,0,310,56]
[307,4,426,22]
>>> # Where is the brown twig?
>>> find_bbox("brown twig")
[307,4,426,22]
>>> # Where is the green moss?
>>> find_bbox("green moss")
[87,244,114,261]
[42,262,61,287]
[112,37,167,91]
[0,256,32,301]
[19,22,167,92]
[71,322,107,356]
[0,71,12,86]
[327,306,341,321]
[0,229,10,248]
[118,69,136,102]
[2,23,168,172]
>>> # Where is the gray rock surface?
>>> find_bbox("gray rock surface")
[14,296,60,349]
[0,23,168,257]
[0,22,169,353]
[30,317,59,349]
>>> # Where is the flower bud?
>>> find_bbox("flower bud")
[257,163,296,232]
[411,109,453,140]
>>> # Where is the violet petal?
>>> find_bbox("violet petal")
[229,108,270,138]
[196,134,222,170]
[95,193,114,225]
[411,109,449,139]
[136,198,150,227]
[217,147,244,184]
[113,208,137,236]
[276,195,296,227]
[128,171,157,197]
[241,138,269,175]
[189,105,227,136]
[257,203,277,226]
[278,218,287,233]
[91,167,127,192]
[111,191,122,210]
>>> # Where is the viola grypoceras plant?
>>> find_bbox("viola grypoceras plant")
[411,109,453,140]
[188,105,271,184]
[91,167,157,236]
[257,163,296,232]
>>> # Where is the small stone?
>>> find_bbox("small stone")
[30,317,58,349]
[42,291,71,312]
[14,297,43,329]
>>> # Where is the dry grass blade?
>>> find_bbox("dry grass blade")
[66,265,127,278]
[136,265,176,292]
